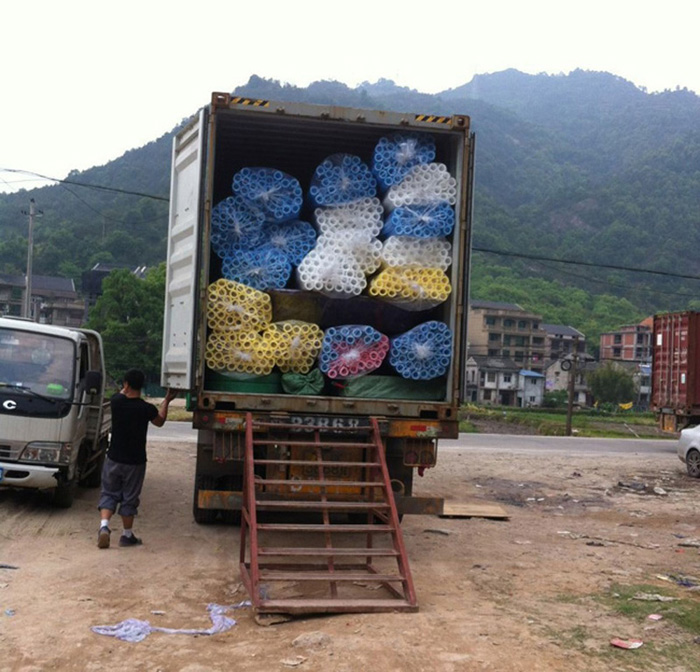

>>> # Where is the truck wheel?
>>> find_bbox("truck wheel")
[220,510,242,526]
[53,474,78,508]
[687,449,700,478]
[219,475,242,526]
[82,442,106,488]
[193,476,218,524]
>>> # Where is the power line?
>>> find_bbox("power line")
[0,168,169,202]
[54,181,168,226]
[530,259,699,299]
[473,246,700,282]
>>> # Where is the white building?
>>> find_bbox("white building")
[518,369,545,407]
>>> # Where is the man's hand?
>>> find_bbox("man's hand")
[152,389,178,427]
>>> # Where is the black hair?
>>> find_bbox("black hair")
[123,369,145,391]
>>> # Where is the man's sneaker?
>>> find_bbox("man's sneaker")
[97,527,111,549]
[119,534,143,547]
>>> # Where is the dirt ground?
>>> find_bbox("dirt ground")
[2,432,700,672]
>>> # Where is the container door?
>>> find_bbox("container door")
[459,132,476,403]
[161,109,207,390]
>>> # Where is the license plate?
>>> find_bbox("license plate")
[0,467,4,482]
[278,415,371,433]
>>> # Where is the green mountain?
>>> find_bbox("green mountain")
[2,70,699,345]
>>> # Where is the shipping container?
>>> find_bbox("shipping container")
[161,92,475,521]
[652,311,700,431]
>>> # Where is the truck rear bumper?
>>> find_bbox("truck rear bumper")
[0,462,59,490]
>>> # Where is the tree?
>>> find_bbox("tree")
[542,390,568,408]
[86,264,166,384]
[586,362,636,406]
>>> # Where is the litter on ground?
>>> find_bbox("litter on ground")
[610,638,643,650]
[91,601,250,643]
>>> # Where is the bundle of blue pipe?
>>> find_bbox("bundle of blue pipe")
[309,154,377,207]
[232,167,303,223]
[372,132,436,191]
[221,245,292,291]
[319,325,389,379]
[389,321,453,380]
[382,203,455,238]
[210,196,265,257]
[261,220,317,265]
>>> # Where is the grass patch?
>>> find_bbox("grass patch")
[167,407,193,422]
[458,420,479,432]
[545,585,700,670]
[460,404,671,438]
[603,583,700,634]
[598,583,700,671]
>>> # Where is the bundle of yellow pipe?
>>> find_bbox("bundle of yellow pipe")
[264,320,324,373]
[206,278,272,332]
[368,266,451,310]
[205,329,276,376]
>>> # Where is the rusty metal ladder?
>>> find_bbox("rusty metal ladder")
[239,413,417,614]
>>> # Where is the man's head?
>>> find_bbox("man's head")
[123,369,146,391]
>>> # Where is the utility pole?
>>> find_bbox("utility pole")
[565,337,580,437]
[21,199,41,320]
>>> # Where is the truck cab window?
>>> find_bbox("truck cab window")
[0,328,75,400]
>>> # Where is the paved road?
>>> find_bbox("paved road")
[441,433,677,456]
[150,422,678,457]
[149,421,198,443]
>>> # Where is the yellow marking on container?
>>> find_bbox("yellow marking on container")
[231,97,270,107]
[415,114,451,124]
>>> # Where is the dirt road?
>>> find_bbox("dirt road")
[2,435,700,671]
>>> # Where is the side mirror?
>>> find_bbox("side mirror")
[85,370,102,395]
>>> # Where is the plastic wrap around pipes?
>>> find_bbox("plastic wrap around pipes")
[205,329,275,377]
[206,279,272,332]
[390,321,453,380]
[309,154,377,207]
[314,197,384,237]
[263,321,324,374]
[297,226,383,299]
[221,245,292,291]
[383,163,457,211]
[382,202,455,238]
[296,247,366,298]
[381,236,452,271]
[210,196,265,258]
[318,233,382,274]
[369,266,452,311]
[319,325,389,379]
[261,220,317,266]
[232,167,303,223]
[372,132,436,191]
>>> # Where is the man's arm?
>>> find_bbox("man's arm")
[150,388,178,428]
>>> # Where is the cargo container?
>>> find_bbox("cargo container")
[161,92,475,612]
[161,92,474,522]
[651,311,700,432]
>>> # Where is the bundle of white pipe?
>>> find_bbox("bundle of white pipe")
[381,236,452,271]
[314,197,383,237]
[383,163,457,211]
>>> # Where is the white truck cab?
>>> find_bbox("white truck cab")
[0,316,111,507]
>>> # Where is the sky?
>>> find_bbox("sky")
[1,0,697,194]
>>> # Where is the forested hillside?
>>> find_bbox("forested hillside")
[1,70,699,347]
[0,130,175,277]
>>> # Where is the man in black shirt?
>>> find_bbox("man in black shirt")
[97,369,177,549]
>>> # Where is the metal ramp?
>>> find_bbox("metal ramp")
[239,413,417,614]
